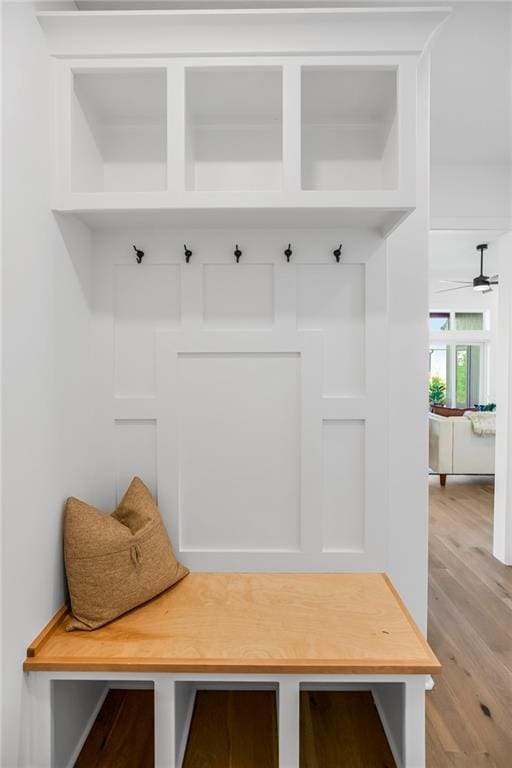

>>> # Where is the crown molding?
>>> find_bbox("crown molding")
[38,6,451,58]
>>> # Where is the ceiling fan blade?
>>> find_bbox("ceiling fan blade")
[489,275,499,283]
[435,285,472,294]
[438,280,473,285]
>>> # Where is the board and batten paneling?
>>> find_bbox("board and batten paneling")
[115,419,157,503]
[93,229,387,571]
[114,264,181,396]
[322,420,365,553]
[297,263,365,395]
[176,351,300,551]
[203,264,274,329]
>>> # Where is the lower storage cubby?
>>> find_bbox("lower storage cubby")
[300,691,396,768]
[60,684,398,767]
[183,690,278,768]
[74,689,154,768]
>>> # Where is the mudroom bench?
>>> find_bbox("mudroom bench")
[24,572,439,768]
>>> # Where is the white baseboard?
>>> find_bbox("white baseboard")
[65,684,109,768]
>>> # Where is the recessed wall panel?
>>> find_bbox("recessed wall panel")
[115,419,157,503]
[322,420,365,552]
[203,264,274,329]
[178,352,300,551]
[297,264,365,395]
[114,265,181,396]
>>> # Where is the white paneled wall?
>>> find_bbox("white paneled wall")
[115,420,158,502]
[296,264,365,395]
[92,228,387,571]
[178,351,301,552]
[203,264,275,329]
[114,264,181,396]
[322,420,365,553]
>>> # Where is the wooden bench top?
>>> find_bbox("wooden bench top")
[24,572,440,675]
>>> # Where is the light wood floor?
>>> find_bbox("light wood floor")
[427,475,512,768]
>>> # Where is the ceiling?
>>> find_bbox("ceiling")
[430,230,501,275]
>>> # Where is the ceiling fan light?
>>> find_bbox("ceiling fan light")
[473,275,489,291]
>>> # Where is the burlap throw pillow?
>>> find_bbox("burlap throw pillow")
[64,477,189,631]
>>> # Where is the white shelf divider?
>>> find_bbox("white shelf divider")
[167,65,186,195]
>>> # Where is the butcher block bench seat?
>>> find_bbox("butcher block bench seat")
[24,572,440,675]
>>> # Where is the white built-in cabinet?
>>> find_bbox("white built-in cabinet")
[54,56,418,232]
[28,7,450,768]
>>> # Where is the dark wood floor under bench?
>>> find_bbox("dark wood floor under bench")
[74,689,398,768]
[427,475,512,768]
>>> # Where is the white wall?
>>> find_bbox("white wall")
[429,230,500,402]
[494,231,512,565]
[430,2,512,228]
[1,3,98,766]
[90,227,391,576]
[385,54,430,632]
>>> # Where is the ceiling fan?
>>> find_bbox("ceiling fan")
[436,243,499,294]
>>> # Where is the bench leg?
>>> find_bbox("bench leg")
[403,677,426,768]
[155,679,175,768]
[25,674,52,768]
[440,473,447,487]
[278,680,300,768]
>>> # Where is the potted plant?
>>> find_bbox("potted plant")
[429,376,446,406]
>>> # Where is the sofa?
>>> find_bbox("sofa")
[428,412,495,485]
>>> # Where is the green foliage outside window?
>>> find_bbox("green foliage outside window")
[429,376,446,405]
[456,348,468,406]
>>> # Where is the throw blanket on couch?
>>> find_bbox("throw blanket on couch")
[464,411,496,436]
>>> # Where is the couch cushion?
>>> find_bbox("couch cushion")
[64,477,188,631]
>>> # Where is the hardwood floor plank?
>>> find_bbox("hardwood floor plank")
[427,476,512,768]
[299,691,396,768]
[74,689,154,768]
[182,690,278,768]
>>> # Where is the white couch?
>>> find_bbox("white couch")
[428,412,495,485]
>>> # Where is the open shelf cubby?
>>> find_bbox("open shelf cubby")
[301,67,398,191]
[185,67,283,192]
[183,689,278,767]
[71,69,167,193]
[300,690,397,767]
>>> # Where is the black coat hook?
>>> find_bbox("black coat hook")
[184,244,192,263]
[284,244,293,263]
[333,244,342,263]
[234,244,242,263]
[133,245,144,264]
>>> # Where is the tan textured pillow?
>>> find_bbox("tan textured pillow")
[64,477,188,631]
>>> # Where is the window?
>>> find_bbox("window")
[428,311,488,408]
[429,312,450,332]
[429,311,485,332]
[429,344,449,405]
[454,312,484,331]
[455,344,481,408]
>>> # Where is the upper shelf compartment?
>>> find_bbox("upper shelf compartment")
[71,69,167,193]
[302,67,397,192]
[40,6,451,233]
[185,67,282,192]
